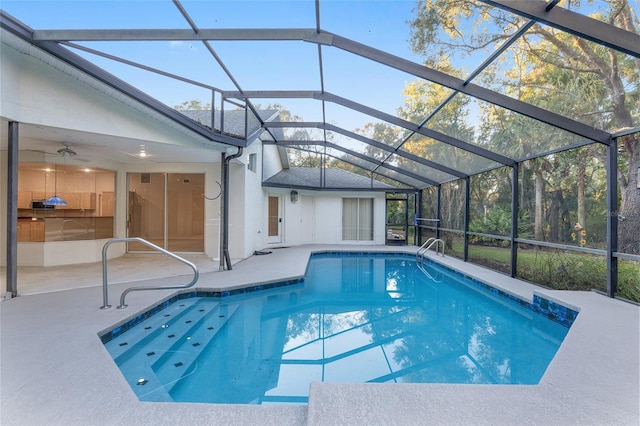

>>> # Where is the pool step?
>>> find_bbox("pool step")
[151,304,239,393]
[105,298,224,401]
[106,298,216,362]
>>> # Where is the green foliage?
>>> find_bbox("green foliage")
[617,259,640,302]
[173,99,211,110]
[469,207,532,246]
[407,0,640,254]
[461,243,640,303]
[518,249,608,293]
[387,199,407,225]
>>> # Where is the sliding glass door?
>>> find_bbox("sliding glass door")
[127,173,204,252]
[342,198,373,241]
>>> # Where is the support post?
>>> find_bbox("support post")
[510,163,519,278]
[210,90,216,132]
[463,177,470,261]
[416,190,423,246]
[5,122,19,298]
[606,139,618,297]
[219,152,226,271]
[436,185,442,240]
[404,193,409,246]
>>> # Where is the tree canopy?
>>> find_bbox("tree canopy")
[406,0,639,254]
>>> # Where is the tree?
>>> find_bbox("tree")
[409,0,639,254]
[173,99,211,110]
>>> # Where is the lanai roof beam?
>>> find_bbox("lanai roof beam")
[276,145,423,189]
[265,136,462,181]
[281,144,433,188]
[327,33,612,144]
[477,0,640,59]
[323,124,467,179]
[234,91,514,166]
[32,26,612,144]
[0,11,245,147]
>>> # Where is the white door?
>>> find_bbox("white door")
[267,195,282,244]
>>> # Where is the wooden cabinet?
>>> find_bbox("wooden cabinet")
[31,221,45,241]
[17,191,96,210]
[55,192,96,210]
[17,221,31,241]
[17,219,45,242]
[31,191,46,201]
[18,191,32,209]
[80,192,96,210]
[100,192,115,216]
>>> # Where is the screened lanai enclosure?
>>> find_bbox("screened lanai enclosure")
[1,1,639,302]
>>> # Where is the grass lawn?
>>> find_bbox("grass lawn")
[442,242,639,303]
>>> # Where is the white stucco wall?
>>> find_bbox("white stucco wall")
[227,159,246,261]
[1,36,229,267]
[240,143,267,257]
[262,144,284,180]
[1,42,211,149]
[309,193,386,245]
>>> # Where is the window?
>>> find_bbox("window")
[248,153,257,172]
[17,163,115,242]
[342,198,373,241]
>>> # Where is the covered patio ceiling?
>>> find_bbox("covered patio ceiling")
[1,0,639,189]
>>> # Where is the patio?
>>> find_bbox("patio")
[1,245,638,425]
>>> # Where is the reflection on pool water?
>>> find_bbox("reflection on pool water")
[103,253,572,405]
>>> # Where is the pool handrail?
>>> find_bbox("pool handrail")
[417,237,445,261]
[100,237,199,310]
[416,262,443,283]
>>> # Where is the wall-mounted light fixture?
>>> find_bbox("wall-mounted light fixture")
[290,190,298,203]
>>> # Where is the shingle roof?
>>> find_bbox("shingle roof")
[263,167,395,190]
[181,109,278,139]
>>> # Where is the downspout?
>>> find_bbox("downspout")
[219,147,243,271]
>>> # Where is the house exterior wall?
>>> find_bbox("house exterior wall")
[1,36,390,271]
[0,42,210,148]
[262,145,283,180]
[258,188,387,248]
[228,158,246,260]
[310,192,386,245]
[0,42,229,267]
[239,143,267,258]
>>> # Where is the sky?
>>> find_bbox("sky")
[2,0,636,140]
[1,0,430,132]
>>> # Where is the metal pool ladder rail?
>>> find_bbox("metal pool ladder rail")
[416,238,445,282]
[417,237,445,261]
[100,237,199,310]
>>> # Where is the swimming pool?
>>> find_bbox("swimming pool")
[102,252,575,405]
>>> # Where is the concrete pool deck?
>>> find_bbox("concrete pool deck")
[1,245,638,425]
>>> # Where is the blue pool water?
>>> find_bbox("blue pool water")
[103,253,573,405]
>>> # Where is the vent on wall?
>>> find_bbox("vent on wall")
[141,173,151,184]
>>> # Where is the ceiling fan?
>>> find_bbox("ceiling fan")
[27,142,92,163]
[56,143,78,158]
